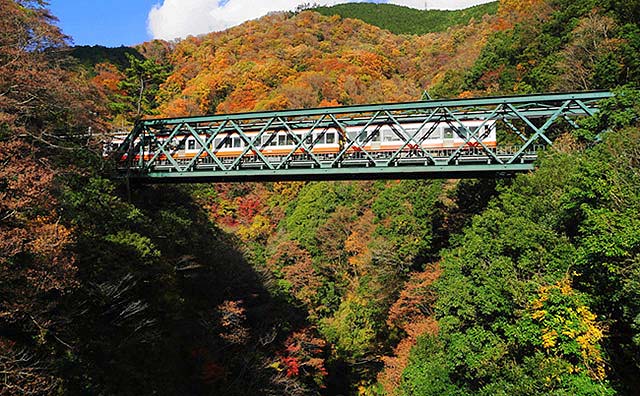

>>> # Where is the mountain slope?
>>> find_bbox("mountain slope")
[312,2,499,35]
[150,10,498,117]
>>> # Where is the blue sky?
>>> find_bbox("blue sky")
[49,0,492,47]
[49,0,158,47]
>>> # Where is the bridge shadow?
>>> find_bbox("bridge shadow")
[68,184,313,395]
[132,186,315,395]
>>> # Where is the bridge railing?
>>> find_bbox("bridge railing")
[113,91,612,182]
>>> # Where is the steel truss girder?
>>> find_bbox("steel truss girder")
[115,91,613,183]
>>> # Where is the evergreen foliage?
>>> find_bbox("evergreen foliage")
[456,0,640,96]
[313,2,499,35]
[70,45,143,71]
[114,53,170,117]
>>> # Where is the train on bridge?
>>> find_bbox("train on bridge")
[109,119,496,162]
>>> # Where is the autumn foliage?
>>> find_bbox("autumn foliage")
[378,265,441,395]
[154,10,501,117]
[3,0,640,394]
[0,0,83,323]
[0,1,103,394]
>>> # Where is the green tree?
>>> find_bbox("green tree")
[115,53,169,118]
[398,118,638,393]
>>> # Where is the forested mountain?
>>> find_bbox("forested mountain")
[140,10,498,117]
[1,0,639,395]
[312,2,499,35]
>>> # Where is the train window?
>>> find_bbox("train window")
[233,137,242,148]
[178,140,186,150]
[469,126,482,136]
[427,129,441,139]
[188,139,196,150]
[316,133,325,144]
[286,134,295,145]
[371,131,380,142]
[347,131,358,142]
[357,132,368,143]
[404,127,418,138]
[305,134,313,145]
[223,137,233,148]
[458,126,478,139]
[384,130,402,142]
[326,132,336,144]
[278,134,286,146]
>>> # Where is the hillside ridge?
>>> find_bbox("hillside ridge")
[312,1,499,35]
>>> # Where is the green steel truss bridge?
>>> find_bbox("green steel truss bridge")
[114,91,613,183]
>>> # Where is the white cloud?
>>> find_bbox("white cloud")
[148,0,495,41]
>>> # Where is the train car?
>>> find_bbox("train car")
[102,131,129,158]
[114,119,496,162]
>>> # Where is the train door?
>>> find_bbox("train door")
[370,127,381,151]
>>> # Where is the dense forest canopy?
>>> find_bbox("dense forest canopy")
[313,2,500,35]
[1,0,639,395]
